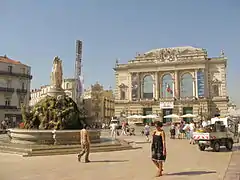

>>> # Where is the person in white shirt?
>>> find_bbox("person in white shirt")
[121,122,127,136]
[207,120,211,126]
[202,120,208,128]
[189,120,195,144]
[183,122,190,139]
[110,123,117,139]
[144,123,150,141]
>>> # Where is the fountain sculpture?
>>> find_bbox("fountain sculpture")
[8,56,100,145]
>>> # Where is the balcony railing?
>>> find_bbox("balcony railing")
[0,70,32,79]
[16,88,27,93]
[0,87,14,93]
[0,105,18,109]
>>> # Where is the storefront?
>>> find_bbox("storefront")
[183,107,193,123]
[143,107,152,124]
[160,102,174,123]
[162,109,173,123]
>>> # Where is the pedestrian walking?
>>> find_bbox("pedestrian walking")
[120,121,127,136]
[110,122,117,139]
[78,124,91,163]
[151,121,166,177]
[189,120,195,144]
[144,123,150,141]
[170,123,176,139]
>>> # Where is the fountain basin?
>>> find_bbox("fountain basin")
[8,129,101,145]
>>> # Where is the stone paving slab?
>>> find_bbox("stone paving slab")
[223,150,240,180]
[0,136,233,180]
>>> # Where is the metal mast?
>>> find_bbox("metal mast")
[74,40,83,104]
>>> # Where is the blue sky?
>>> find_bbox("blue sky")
[0,0,240,105]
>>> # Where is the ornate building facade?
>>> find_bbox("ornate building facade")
[114,46,228,122]
[83,82,115,124]
[30,78,76,106]
[0,55,32,124]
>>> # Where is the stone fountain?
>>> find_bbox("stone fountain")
[1,56,136,156]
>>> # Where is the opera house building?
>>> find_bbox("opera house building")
[113,46,228,123]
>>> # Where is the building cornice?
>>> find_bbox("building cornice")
[114,57,227,71]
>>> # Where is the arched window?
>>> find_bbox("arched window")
[180,73,193,97]
[66,83,69,89]
[21,82,25,89]
[142,75,154,99]
[161,74,173,98]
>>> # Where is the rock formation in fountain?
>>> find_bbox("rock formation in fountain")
[21,56,85,130]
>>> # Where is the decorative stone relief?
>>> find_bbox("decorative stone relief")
[143,47,205,62]
[146,48,178,62]
[211,78,221,84]
[118,83,128,100]
[119,76,128,81]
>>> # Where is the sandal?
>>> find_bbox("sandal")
[155,170,161,177]
[155,169,163,177]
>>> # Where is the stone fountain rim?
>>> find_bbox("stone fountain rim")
[8,128,100,133]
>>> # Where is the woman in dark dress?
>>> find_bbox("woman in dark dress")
[151,121,166,177]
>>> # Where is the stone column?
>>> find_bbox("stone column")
[155,72,159,100]
[192,76,196,97]
[174,71,179,98]
[152,73,155,99]
[195,69,198,98]
[172,80,175,97]
[138,73,141,100]
[129,72,132,101]
[159,73,162,98]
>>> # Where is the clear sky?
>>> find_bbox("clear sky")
[0,0,240,105]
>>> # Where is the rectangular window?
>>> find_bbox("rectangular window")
[5,98,11,106]
[8,66,12,73]
[22,82,25,89]
[21,68,25,74]
[7,80,12,88]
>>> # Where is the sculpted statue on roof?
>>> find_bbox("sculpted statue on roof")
[143,46,204,62]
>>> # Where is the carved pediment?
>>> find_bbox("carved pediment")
[212,78,221,83]
[144,52,156,58]
[180,49,193,55]
[142,46,205,62]
[119,83,128,88]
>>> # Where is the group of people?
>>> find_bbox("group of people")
[77,121,167,177]
[110,121,136,139]
[170,120,196,144]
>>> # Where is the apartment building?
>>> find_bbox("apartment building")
[82,82,115,124]
[0,55,32,124]
[29,78,76,106]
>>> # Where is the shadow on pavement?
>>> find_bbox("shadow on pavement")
[165,170,216,176]
[205,145,240,153]
[89,160,129,163]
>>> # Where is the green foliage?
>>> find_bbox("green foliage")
[21,95,85,130]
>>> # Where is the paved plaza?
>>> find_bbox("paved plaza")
[0,133,239,180]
